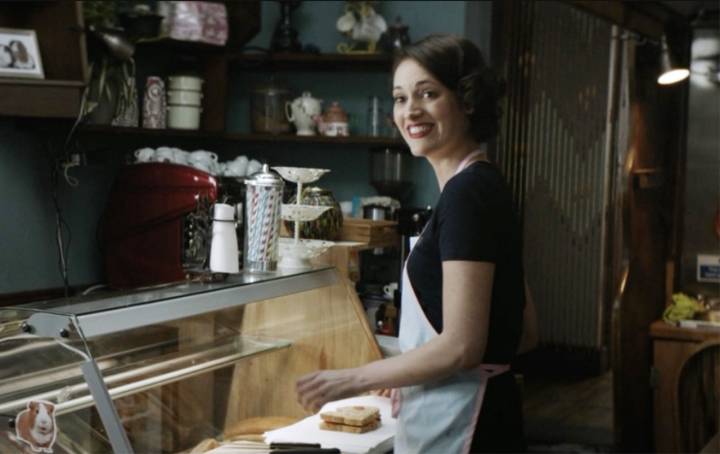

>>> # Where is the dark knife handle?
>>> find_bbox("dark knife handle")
[271,449,341,454]
[269,442,321,449]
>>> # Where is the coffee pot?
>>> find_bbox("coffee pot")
[285,91,322,136]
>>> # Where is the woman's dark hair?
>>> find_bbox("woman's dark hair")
[393,34,506,143]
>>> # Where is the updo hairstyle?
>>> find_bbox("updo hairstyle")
[393,34,506,143]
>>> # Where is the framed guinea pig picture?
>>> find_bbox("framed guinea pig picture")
[14,400,58,453]
[0,28,44,79]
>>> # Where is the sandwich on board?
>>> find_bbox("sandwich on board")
[319,406,381,433]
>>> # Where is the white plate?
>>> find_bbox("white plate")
[272,166,330,184]
[281,204,331,222]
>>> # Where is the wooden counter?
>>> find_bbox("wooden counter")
[650,320,720,452]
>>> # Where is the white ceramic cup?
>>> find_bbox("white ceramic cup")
[189,150,218,174]
[155,146,176,163]
[226,156,248,177]
[246,159,262,176]
[173,149,190,165]
[134,147,155,162]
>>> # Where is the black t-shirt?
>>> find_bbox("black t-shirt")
[406,160,527,451]
[407,160,525,362]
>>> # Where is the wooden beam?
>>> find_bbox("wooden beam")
[569,1,672,39]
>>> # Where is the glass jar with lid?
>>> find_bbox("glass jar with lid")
[251,79,291,134]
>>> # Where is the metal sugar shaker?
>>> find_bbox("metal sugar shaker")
[244,164,284,273]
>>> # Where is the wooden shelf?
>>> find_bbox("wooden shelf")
[228,52,393,71]
[223,132,404,147]
[78,125,405,149]
[79,125,225,140]
[134,38,226,56]
[0,79,85,119]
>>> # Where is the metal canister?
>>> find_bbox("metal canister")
[142,76,166,129]
[244,164,284,273]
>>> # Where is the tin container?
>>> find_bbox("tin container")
[251,81,291,134]
[142,76,166,129]
[244,164,284,273]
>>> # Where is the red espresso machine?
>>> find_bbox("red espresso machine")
[102,163,218,288]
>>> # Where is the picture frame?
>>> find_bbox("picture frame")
[0,27,44,79]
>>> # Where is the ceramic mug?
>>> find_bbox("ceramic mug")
[155,146,176,163]
[226,156,248,177]
[173,149,190,165]
[134,147,155,162]
[246,159,263,176]
[189,150,218,174]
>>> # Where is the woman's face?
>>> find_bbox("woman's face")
[392,58,470,158]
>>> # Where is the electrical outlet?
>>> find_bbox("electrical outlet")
[697,254,720,283]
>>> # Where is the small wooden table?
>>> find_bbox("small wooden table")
[650,320,720,452]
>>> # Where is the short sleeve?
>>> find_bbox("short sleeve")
[436,173,499,262]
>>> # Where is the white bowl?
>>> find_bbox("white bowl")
[168,105,202,130]
[167,90,203,106]
[281,204,331,222]
[272,166,330,184]
[167,75,204,91]
[278,238,335,269]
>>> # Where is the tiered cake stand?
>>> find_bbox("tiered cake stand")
[273,167,335,269]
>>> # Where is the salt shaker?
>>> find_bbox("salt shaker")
[244,164,284,273]
[209,203,239,273]
[143,76,166,129]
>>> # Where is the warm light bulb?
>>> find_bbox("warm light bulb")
[658,68,690,85]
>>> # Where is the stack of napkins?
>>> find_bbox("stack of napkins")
[264,395,395,454]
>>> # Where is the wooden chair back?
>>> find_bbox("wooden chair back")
[672,339,720,452]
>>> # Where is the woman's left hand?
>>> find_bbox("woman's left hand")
[296,368,361,413]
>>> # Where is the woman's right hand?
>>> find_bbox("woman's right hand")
[371,388,392,398]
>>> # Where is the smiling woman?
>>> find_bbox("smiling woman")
[296,34,536,453]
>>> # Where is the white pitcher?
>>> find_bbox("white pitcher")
[285,91,322,136]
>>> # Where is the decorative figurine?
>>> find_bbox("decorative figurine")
[336,1,387,54]
[379,16,411,53]
[315,101,349,137]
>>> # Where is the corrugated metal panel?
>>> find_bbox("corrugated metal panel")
[498,1,614,348]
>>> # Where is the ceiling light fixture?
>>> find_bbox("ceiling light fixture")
[658,34,690,85]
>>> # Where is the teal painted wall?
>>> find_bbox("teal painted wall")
[0,1,492,293]
[236,0,473,208]
[0,120,117,293]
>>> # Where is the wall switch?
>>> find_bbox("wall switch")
[697,254,720,283]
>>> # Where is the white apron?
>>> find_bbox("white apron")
[394,150,510,454]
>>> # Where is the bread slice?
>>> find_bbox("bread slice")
[319,405,380,427]
[319,419,381,434]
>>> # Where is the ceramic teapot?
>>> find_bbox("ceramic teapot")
[285,91,322,136]
[315,101,349,137]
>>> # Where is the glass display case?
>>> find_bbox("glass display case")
[0,267,382,453]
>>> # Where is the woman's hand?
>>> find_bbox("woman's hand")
[296,368,362,413]
[371,388,392,398]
